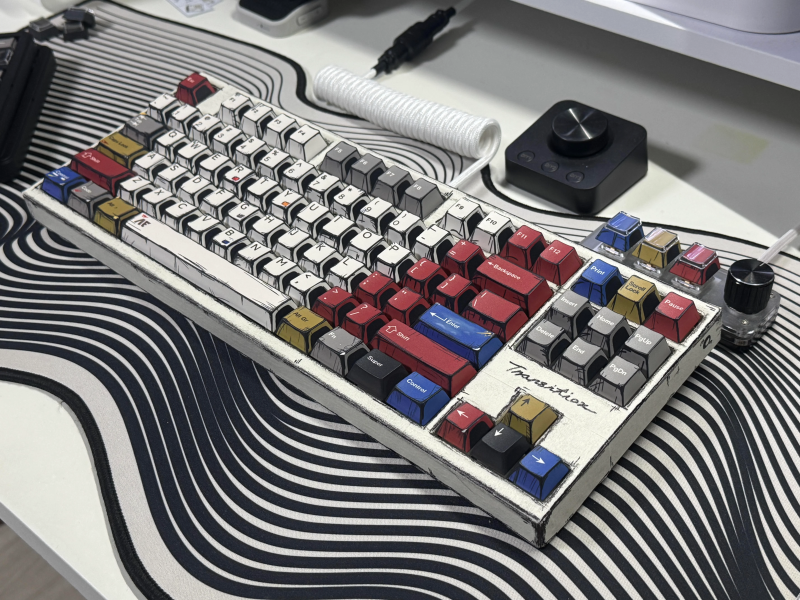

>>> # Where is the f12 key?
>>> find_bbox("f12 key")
[0,32,56,182]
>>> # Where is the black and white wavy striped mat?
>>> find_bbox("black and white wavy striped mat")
[2,2,800,598]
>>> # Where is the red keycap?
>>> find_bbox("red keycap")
[436,402,494,452]
[669,243,721,286]
[533,240,583,285]
[462,289,529,343]
[431,274,480,314]
[373,320,477,396]
[473,256,552,317]
[440,239,485,279]
[343,303,389,347]
[71,149,133,194]
[402,258,447,300]
[499,225,546,270]
[384,288,431,325]
[356,271,401,309]
[176,72,217,106]
[311,287,359,328]
[643,292,700,343]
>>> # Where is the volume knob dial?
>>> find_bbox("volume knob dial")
[724,258,775,315]
[551,106,609,157]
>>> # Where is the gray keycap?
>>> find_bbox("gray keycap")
[122,113,166,149]
[372,166,413,205]
[401,179,443,218]
[546,290,594,339]
[310,327,369,376]
[555,338,608,386]
[346,153,385,192]
[589,358,646,407]
[580,307,633,357]
[617,327,671,379]
[67,181,111,219]
[519,320,571,368]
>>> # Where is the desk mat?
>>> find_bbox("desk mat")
[2,2,799,598]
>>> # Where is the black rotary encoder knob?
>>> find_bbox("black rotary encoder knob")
[724,258,775,315]
[550,106,610,157]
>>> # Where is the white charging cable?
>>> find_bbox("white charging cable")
[314,65,501,188]
[760,223,800,265]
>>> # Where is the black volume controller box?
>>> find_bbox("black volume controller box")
[505,100,648,215]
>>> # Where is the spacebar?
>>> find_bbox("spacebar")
[121,212,296,331]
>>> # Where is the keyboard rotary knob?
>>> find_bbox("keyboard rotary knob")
[724,258,775,315]
[550,106,609,157]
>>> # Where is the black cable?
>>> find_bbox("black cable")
[371,7,457,77]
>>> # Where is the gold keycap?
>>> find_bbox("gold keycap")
[606,275,662,324]
[632,227,681,269]
[93,198,139,237]
[98,132,147,168]
[276,307,332,354]
[501,394,558,444]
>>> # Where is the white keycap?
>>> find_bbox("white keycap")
[374,244,415,282]
[287,272,330,307]
[191,114,224,145]
[234,241,275,276]
[258,148,293,181]
[133,151,167,180]
[247,214,290,247]
[212,125,246,156]
[281,160,318,194]
[139,188,175,218]
[306,173,342,206]
[245,177,283,212]
[199,188,238,219]
[212,227,249,260]
[331,185,368,219]
[218,93,254,126]
[355,198,397,235]
[386,211,425,249]
[167,104,200,135]
[326,256,370,293]
[261,257,303,292]
[186,213,223,247]
[155,163,191,194]
[318,216,359,252]
[163,200,199,232]
[234,136,268,170]
[225,202,264,232]
[470,211,515,256]
[345,229,388,269]
[265,114,298,149]
[240,103,276,138]
[412,225,456,263]
[148,93,180,123]
[118,176,154,205]
[176,141,212,173]
[274,228,313,262]
[122,212,295,332]
[270,189,307,223]
[198,153,234,186]
[154,130,189,162]
[293,202,332,237]
[299,242,343,277]
[287,124,327,160]
[439,198,485,240]
[221,164,256,197]
[178,175,214,205]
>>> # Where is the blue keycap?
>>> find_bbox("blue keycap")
[386,372,451,426]
[572,259,624,305]
[414,304,503,369]
[42,167,86,203]
[508,446,570,501]
[597,211,644,251]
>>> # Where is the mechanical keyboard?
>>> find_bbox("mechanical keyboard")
[23,72,722,547]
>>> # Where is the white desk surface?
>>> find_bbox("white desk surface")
[1,0,799,598]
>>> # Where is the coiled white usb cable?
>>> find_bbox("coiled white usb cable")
[313,65,501,188]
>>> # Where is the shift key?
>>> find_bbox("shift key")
[372,320,477,397]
